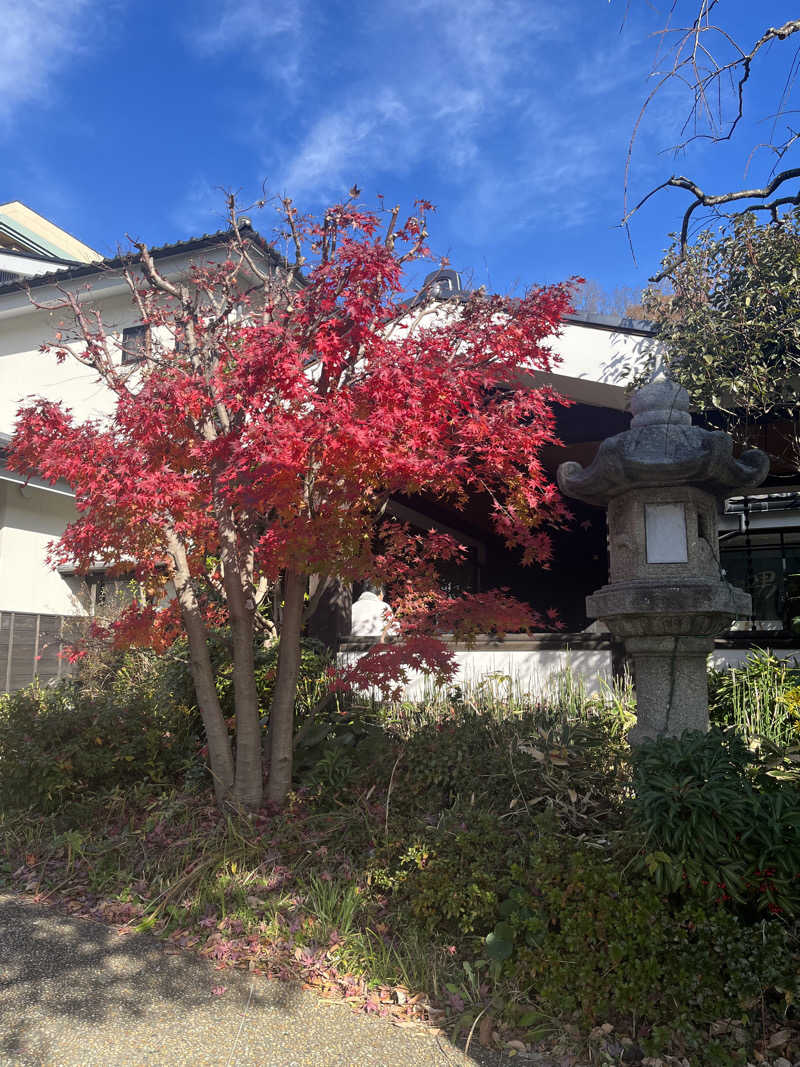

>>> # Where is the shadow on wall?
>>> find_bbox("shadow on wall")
[594,332,655,389]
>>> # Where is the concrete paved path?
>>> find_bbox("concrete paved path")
[0,894,503,1067]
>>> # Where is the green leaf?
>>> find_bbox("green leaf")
[485,924,514,961]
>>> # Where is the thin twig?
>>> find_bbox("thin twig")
[385,752,404,844]
[225,979,255,1067]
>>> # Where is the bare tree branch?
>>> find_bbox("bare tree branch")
[625,5,800,253]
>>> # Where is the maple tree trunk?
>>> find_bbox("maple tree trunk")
[184,616,235,807]
[213,503,263,810]
[230,604,262,810]
[267,569,305,806]
[176,596,235,807]
[166,533,234,807]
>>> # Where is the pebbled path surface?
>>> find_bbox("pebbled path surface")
[0,893,504,1067]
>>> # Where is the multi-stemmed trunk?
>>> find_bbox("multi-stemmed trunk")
[178,552,306,811]
[214,499,264,810]
[266,569,305,805]
[168,531,235,807]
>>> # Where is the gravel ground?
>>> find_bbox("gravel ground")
[0,893,504,1067]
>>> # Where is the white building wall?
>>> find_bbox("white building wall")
[0,481,78,614]
[0,245,239,435]
[341,637,614,701]
[0,246,241,616]
[404,645,613,700]
[530,320,660,410]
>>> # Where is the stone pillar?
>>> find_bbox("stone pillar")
[625,635,714,743]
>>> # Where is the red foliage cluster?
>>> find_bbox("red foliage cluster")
[9,197,576,697]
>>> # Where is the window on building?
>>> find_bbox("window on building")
[720,529,800,631]
[121,324,147,364]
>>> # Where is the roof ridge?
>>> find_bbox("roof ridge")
[0,222,283,298]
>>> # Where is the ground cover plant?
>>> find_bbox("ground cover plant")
[3,660,800,1064]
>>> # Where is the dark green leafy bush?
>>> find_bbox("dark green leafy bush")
[483,840,798,1043]
[133,632,332,726]
[363,714,630,948]
[388,812,517,936]
[389,711,628,827]
[631,728,800,915]
[0,634,339,812]
[0,680,203,811]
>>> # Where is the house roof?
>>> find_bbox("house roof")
[0,209,656,339]
[0,222,285,298]
[0,201,101,263]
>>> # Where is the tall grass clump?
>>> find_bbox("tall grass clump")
[380,664,635,739]
[709,647,800,746]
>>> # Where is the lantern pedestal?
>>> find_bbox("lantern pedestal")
[622,636,713,742]
[586,578,750,740]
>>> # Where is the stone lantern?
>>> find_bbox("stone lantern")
[557,375,769,743]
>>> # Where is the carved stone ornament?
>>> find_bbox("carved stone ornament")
[557,375,770,507]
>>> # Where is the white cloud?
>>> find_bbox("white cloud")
[186,0,308,90]
[280,92,413,198]
[189,0,304,54]
[0,0,102,124]
[185,0,642,235]
[269,0,600,220]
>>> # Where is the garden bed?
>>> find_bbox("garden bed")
[2,653,800,1065]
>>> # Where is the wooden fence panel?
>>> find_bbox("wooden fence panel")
[0,612,76,693]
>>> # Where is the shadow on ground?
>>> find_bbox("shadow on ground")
[0,893,502,1066]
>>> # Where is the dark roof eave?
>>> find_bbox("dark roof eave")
[564,311,655,337]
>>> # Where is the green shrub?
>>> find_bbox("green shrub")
[709,648,800,745]
[121,632,332,726]
[389,812,517,936]
[482,840,798,1045]
[631,728,800,916]
[388,711,628,828]
[0,680,203,812]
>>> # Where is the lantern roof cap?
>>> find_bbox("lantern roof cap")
[557,373,770,507]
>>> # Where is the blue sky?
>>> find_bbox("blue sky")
[2,0,797,300]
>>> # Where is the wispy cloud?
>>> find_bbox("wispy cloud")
[279,92,413,198]
[189,0,304,54]
[186,0,309,88]
[180,0,657,241]
[0,0,104,125]
[263,0,625,227]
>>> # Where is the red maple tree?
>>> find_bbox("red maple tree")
[9,195,576,810]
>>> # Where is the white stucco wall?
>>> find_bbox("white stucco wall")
[0,273,147,436]
[341,639,614,701]
[709,647,800,670]
[0,243,279,616]
[407,645,613,700]
[0,481,78,614]
[535,320,661,410]
[0,245,243,436]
